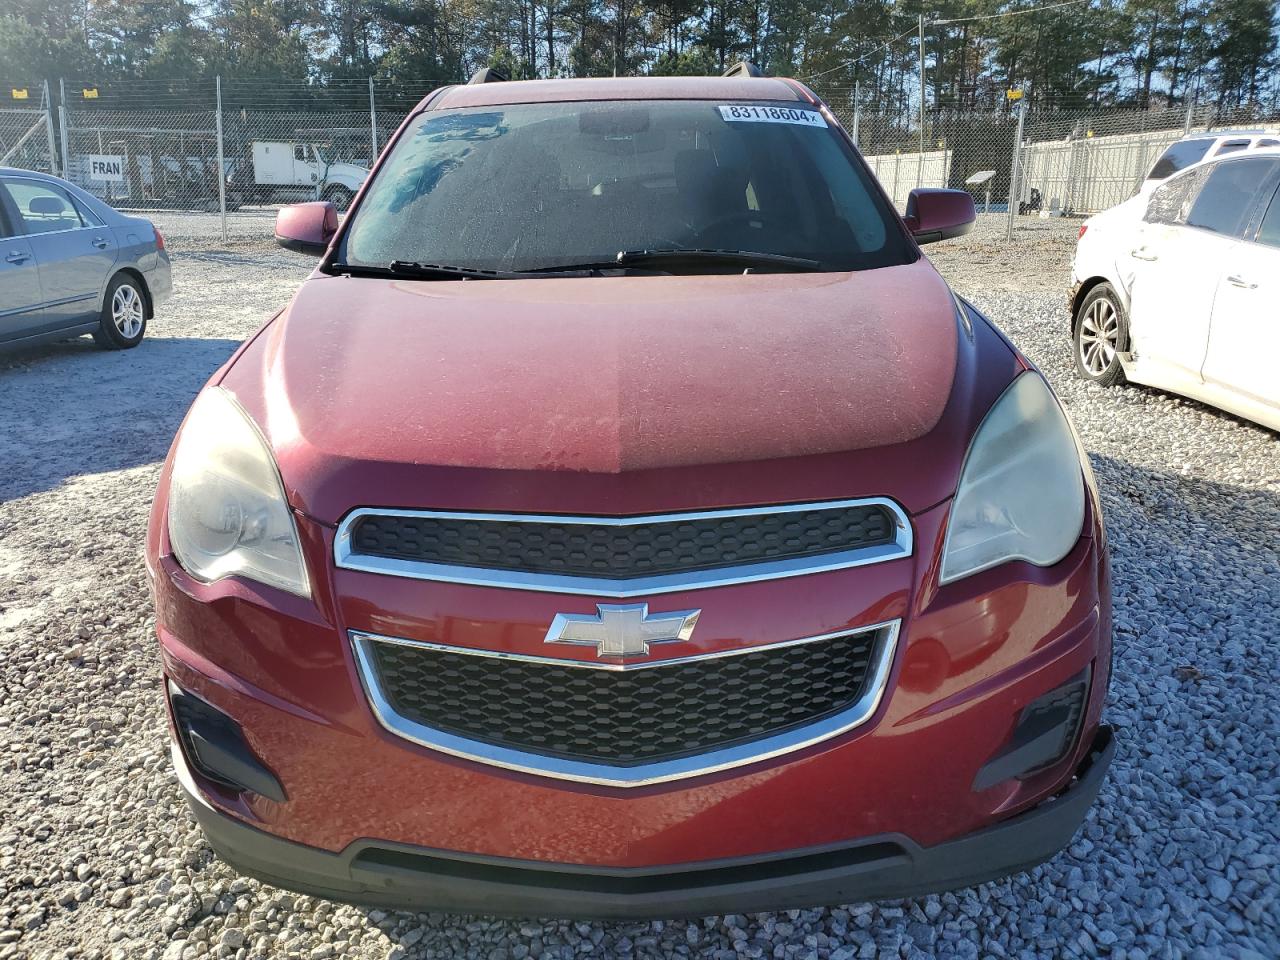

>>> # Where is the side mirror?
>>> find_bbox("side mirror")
[902,188,977,245]
[274,201,338,256]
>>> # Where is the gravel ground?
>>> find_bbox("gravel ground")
[1,211,1277,960]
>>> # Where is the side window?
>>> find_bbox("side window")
[1,180,86,235]
[1258,139,1280,148]
[69,196,104,227]
[1145,170,1199,225]
[294,144,307,162]
[1186,158,1279,237]
[1255,187,1280,249]
[1147,139,1212,180]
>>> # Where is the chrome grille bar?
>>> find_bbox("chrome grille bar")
[350,619,900,788]
[334,498,913,597]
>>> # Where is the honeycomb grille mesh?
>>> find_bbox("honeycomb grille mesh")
[367,631,881,767]
[348,505,897,580]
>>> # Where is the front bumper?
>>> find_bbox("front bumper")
[153,487,1112,866]
[181,725,1113,918]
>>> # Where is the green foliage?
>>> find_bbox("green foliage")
[0,0,101,81]
[0,0,1274,111]
[650,48,716,74]
[1206,0,1277,105]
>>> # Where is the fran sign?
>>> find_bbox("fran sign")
[89,155,124,182]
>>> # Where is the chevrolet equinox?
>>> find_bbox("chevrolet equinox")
[147,68,1114,918]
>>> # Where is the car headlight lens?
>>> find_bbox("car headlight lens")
[167,387,310,597]
[940,373,1086,584]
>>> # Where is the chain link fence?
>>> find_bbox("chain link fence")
[1,81,58,175]
[816,85,1280,235]
[8,75,1280,242]
[53,78,430,224]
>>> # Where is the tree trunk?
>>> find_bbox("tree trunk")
[1141,15,1160,108]
[545,0,555,76]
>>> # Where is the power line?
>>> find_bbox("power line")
[934,0,1091,26]
[800,27,919,82]
[801,0,1094,82]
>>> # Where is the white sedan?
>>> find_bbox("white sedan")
[1069,147,1280,431]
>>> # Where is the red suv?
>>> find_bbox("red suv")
[147,68,1113,918]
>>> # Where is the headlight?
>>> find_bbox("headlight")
[940,373,1086,584]
[167,387,310,596]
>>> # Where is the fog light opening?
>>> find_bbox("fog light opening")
[973,666,1091,792]
[168,680,286,803]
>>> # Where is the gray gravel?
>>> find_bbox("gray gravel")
[1,212,1277,960]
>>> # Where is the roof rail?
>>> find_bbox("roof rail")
[468,67,509,85]
[722,61,764,78]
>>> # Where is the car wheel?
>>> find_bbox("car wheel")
[93,274,148,350]
[1073,283,1127,386]
[323,185,354,211]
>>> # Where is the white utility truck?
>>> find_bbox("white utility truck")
[244,141,369,209]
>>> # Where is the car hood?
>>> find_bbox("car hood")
[221,259,1012,523]
[327,162,370,181]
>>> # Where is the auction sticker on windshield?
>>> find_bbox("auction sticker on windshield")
[718,105,827,127]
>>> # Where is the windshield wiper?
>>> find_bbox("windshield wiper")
[394,259,528,280]
[328,249,820,280]
[327,260,508,281]
[327,260,600,281]
[327,260,519,280]
[523,249,822,274]
[620,249,821,271]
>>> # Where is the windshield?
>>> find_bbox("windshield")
[340,100,913,274]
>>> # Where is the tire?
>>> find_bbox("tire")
[323,185,354,211]
[93,274,148,350]
[1073,282,1128,386]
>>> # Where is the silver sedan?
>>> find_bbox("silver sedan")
[0,166,172,350]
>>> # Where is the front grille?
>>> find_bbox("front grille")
[347,503,897,580]
[363,630,881,767]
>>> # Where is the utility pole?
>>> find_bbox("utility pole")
[1006,96,1026,242]
[215,76,228,244]
[851,79,860,149]
[58,79,70,178]
[369,77,378,161]
[918,13,926,187]
[42,80,58,176]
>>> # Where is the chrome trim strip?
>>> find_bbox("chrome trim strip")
[350,619,900,788]
[333,498,913,597]
[354,621,880,672]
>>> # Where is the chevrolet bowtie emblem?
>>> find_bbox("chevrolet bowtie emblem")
[544,603,701,658]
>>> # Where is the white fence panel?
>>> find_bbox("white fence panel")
[1021,123,1280,216]
[862,149,952,208]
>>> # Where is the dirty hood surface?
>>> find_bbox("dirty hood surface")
[222,258,962,520]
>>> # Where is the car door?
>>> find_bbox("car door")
[0,177,119,333]
[294,144,320,188]
[0,195,44,342]
[1126,156,1276,380]
[1201,170,1280,410]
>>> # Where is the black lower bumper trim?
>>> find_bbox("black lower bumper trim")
[184,725,1114,919]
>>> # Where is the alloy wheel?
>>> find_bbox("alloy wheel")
[1078,296,1119,376]
[113,284,145,339]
